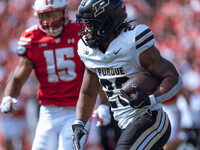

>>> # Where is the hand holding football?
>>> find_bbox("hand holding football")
[121,73,160,98]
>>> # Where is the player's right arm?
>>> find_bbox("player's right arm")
[72,67,100,149]
[75,68,100,124]
[1,56,33,113]
[5,56,33,97]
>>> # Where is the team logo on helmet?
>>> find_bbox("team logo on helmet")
[93,0,109,17]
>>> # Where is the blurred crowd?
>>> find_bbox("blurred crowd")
[0,0,200,150]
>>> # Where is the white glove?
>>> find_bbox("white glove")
[0,96,18,113]
[92,104,111,127]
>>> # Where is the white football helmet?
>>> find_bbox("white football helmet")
[33,0,69,37]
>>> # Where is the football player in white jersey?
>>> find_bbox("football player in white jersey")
[72,0,183,150]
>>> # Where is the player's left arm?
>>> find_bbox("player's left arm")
[139,45,183,103]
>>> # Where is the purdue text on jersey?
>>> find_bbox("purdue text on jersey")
[97,67,125,76]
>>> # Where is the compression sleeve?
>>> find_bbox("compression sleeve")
[156,75,183,103]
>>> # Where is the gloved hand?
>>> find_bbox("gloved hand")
[120,84,157,109]
[92,104,111,126]
[72,120,88,150]
[0,96,18,113]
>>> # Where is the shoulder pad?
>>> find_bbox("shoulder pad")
[18,24,41,46]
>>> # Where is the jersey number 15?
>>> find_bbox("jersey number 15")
[44,47,77,82]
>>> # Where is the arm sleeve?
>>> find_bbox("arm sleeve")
[156,75,183,103]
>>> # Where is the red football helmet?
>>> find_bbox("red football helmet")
[33,0,68,37]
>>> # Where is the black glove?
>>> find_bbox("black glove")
[120,84,157,108]
[72,123,88,150]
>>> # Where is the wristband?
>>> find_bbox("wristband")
[149,94,157,106]
[74,120,85,127]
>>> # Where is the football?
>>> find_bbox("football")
[121,73,160,97]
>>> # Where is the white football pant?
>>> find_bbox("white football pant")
[32,105,89,150]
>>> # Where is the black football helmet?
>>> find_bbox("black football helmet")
[76,0,127,48]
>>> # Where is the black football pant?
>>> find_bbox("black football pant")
[116,109,171,150]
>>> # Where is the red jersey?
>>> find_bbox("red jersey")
[18,21,85,106]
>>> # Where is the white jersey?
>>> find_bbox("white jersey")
[78,24,162,129]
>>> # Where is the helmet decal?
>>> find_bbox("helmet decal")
[93,0,109,17]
